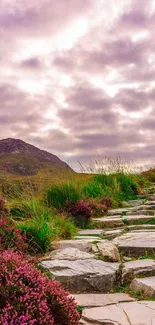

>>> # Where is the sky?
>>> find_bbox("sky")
[0,0,155,170]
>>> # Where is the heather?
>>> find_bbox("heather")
[0,250,80,325]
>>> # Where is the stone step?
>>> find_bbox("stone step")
[122,259,155,283]
[72,292,135,308]
[108,206,155,217]
[75,236,101,241]
[113,231,155,257]
[41,259,119,292]
[148,195,155,201]
[94,215,155,229]
[78,229,104,236]
[145,200,155,205]
[126,224,155,230]
[81,301,155,325]
[130,276,155,298]
[107,207,143,216]
[103,229,125,239]
[126,210,155,215]
[126,199,145,207]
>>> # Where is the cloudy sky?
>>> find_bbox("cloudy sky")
[0,0,155,169]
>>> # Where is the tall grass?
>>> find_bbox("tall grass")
[47,183,81,210]
[15,199,77,253]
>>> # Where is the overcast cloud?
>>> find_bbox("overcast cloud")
[0,0,155,169]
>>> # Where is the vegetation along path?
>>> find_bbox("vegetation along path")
[41,185,155,324]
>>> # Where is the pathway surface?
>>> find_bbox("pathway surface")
[41,185,155,324]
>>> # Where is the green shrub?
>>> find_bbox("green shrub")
[115,173,139,200]
[17,216,55,253]
[52,215,77,239]
[93,174,115,187]
[17,213,77,253]
[82,181,103,198]
[47,183,81,210]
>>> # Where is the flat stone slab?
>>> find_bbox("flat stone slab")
[72,293,135,307]
[47,248,95,261]
[41,259,119,292]
[78,229,104,236]
[113,232,155,256]
[104,229,125,239]
[75,236,101,241]
[122,259,155,282]
[94,215,155,229]
[58,240,93,252]
[126,224,155,230]
[82,301,155,325]
[107,206,143,216]
[130,276,155,297]
[94,217,124,228]
[127,199,145,207]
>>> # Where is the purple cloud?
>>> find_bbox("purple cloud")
[0,0,155,168]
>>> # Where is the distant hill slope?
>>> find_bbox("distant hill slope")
[0,138,73,175]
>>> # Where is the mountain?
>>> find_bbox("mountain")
[0,138,73,175]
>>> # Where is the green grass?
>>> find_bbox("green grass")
[46,183,81,210]
[15,199,77,253]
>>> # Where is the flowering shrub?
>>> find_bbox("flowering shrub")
[100,197,113,208]
[68,200,92,228]
[0,250,80,325]
[0,216,27,252]
[88,199,108,216]
[0,196,9,216]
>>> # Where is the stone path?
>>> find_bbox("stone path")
[41,185,155,324]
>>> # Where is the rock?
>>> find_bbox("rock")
[82,301,155,325]
[113,232,155,257]
[121,214,155,224]
[78,229,104,236]
[58,240,93,252]
[127,199,145,207]
[72,293,135,307]
[130,276,155,297]
[126,224,155,230]
[122,259,155,283]
[104,229,125,239]
[47,248,95,261]
[94,214,155,229]
[123,256,132,262]
[107,206,143,216]
[94,216,124,228]
[97,241,120,262]
[75,236,101,241]
[41,259,119,292]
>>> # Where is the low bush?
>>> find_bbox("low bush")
[0,250,80,325]
[0,215,27,252]
[115,173,139,200]
[68,200,92,228]
[47,183,81,210]
[88,199,108,216]
[100,197,113,208]
[142,168,155,183]
[82,181,103,198]
[52,215,77,239]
